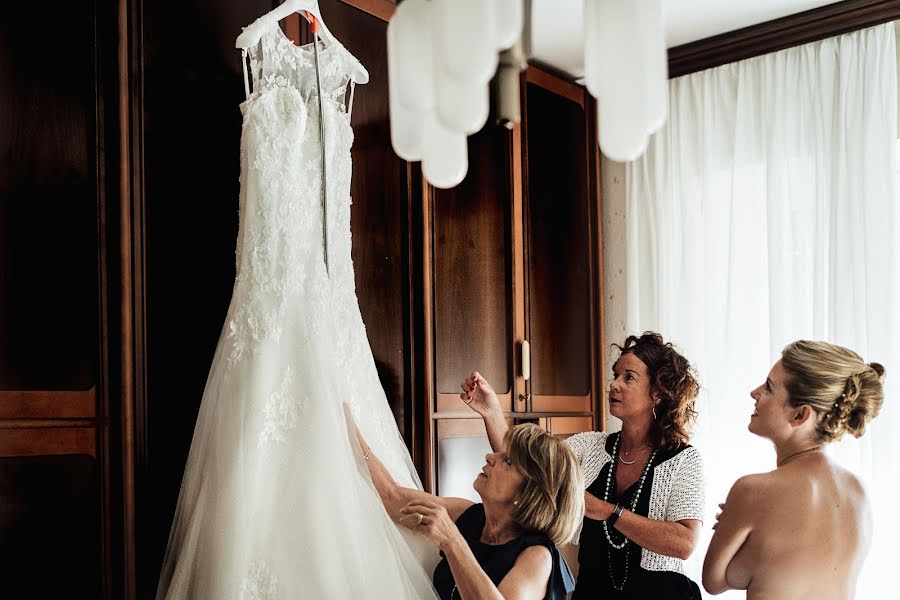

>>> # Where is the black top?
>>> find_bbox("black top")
[433,503,575,600]
[572,432,702,600]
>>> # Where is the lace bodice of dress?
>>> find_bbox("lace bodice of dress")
[229,19,356,365]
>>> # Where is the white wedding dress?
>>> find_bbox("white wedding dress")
[157,19,439,599]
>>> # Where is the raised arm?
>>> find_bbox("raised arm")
[461,371,508,452]
[702,475,756,594]
[344,405,471,523]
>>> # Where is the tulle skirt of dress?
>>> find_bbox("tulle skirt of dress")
[156,278,440,599]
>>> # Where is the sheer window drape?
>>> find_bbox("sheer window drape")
[624,23,898,598]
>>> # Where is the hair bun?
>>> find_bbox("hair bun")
[781,340,885,443]
[868,362,886,382]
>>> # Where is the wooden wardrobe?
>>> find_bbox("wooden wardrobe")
[422,67,605,494]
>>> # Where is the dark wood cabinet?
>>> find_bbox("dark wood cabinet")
[424,67,604,494]
[0,0,119,597]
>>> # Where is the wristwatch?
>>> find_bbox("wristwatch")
[607,503,625,528]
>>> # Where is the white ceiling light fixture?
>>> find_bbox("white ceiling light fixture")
[387,0,525,189]
[388,0,669,187]
[584,0,668,161]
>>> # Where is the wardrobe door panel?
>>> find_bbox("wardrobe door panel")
[0,456,99,599]
[0,0,99,391]
[432,128,515,413]
[0,1,103,596]
[547,416,594,436]
[524,83,592,413]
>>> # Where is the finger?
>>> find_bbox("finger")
[402,501,439,513]
[400,504,440,516]
[398,513,418,527]
[398,510,431,528]
[400,502,438,514]
[400,515,429,534]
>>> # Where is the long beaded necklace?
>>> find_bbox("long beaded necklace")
[603,433,657,591]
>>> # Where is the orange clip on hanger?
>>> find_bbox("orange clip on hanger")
[302,10,320,34]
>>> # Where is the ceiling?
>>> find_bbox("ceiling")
[530,0,844,78]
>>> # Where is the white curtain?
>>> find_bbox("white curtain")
[624,23,899,599]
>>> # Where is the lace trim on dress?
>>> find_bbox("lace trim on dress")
[259,365,308,446]
[240,560,279,600]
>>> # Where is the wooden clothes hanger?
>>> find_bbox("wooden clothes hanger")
[235,0,369,84]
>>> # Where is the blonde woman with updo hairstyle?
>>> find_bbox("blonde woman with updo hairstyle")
[349,398,584,600]
[704,340,885,599]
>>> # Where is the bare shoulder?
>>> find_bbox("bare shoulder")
[829,458,865,490]
[498,544,554,598]
[727,472,774,508]
[515,544,553,574]
[731,472,769,492]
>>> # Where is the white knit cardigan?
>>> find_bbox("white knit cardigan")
[566,431,705,574]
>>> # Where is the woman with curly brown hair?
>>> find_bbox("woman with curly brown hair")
[703,340,885,599]
[463,332,705,598]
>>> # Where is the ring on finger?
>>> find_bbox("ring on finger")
[416,513,423,526]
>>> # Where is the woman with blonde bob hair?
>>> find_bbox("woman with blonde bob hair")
[704,340,885,599]
[349,399,584,600]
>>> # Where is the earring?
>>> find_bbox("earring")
[652,406,657,420]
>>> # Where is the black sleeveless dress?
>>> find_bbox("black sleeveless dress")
[433,504,575,600]
[572,433,702,599]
